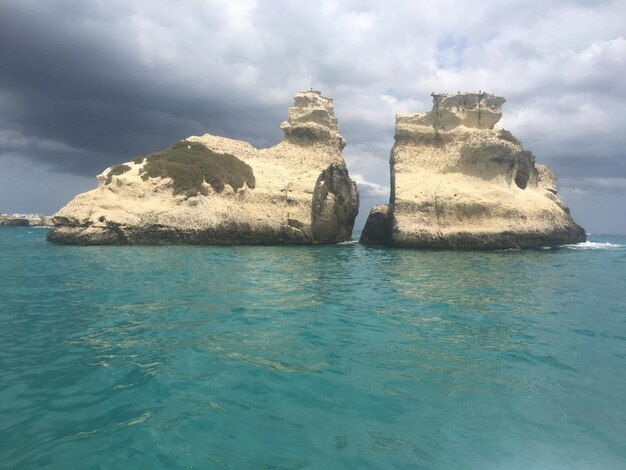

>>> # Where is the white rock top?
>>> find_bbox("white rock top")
[397,92,506,131]
[280,90,346,150]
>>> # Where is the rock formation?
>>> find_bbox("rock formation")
[360,92,585,249]
[48,91,359,245]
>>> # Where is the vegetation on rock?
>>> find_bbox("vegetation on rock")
[138,140,255,196]
[105,164,131,184]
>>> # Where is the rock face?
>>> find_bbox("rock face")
[48,91,359,245]
[360,92,585,249]
[359,205,392,246]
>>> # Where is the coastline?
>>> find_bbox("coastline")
[0,214,54,227]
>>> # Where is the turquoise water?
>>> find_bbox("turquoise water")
[1,229,625,469]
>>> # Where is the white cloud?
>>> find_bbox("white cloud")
[351,173,389,199]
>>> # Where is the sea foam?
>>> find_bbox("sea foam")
[563,241,625,250]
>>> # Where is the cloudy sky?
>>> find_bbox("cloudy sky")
[1,0,625,232]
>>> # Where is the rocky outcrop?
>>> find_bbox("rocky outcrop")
[48,91,359,245]
[0,214,53,227]
[359,205,391,246]
[360,92,585,249]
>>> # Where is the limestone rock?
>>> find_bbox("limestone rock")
[311,164,359,242]
[281,91,346,150]
[48,90,359,245]
[360,92,585,249]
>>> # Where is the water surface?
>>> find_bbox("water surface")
[1,229,625,468]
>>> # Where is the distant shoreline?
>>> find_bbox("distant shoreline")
[0,214,54,227]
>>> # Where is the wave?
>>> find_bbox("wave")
[562,241,625,250]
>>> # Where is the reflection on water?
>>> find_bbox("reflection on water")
[1,230,625,469]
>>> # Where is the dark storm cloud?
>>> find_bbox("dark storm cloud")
[0,1,284,174]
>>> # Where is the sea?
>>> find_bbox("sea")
[1,227,625,469]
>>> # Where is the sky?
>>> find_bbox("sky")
[1,0,625,233]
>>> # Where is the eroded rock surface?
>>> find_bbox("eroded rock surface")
[48,91,359,245]
[360,92,585,249]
